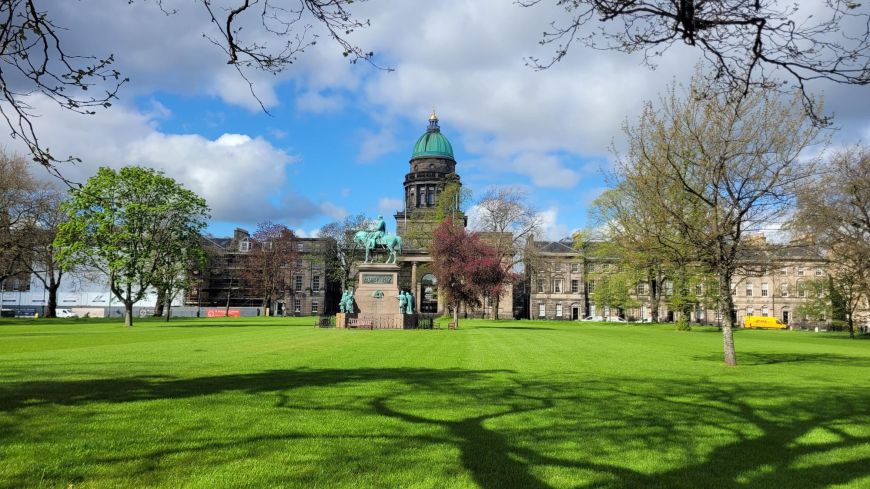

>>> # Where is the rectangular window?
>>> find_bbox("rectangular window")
[664,281,673,295]
[761,283,768,297]
[294,298,301,313]
[538,303,546,318]
[746,306,754,316]
[781,283,789,297]
[746,283,753,297]
[556,303,563,317]
[636,283,647,295]
[762,305,769,316]
[536,279,546,293]
[311,301,319,314]
[778,268,787,275]
[553,279,563,293]
[295,259,303,268]
[695,284,703,296]
[297,242,304,252]
[312,276,320,292]
[797,267,804,276]
[295,275,303,292]
[554,262,562,272]
[815,268,823,276]
[798,284,807,298]
[571,263,579,273]
[571,280,579,293]
[586,281,595,294]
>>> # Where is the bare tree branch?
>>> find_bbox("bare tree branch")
[522,0,870,124]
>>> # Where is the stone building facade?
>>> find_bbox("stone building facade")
[188,229,338,316]
[525,235,845,327]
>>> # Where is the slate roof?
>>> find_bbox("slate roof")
[534,238,576,254]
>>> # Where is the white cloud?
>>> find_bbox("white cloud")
[296,91,346,114]
[511,153,581,189]
[320,202,348,220]
[1,95,321,226]
[358,128,399,163]
[295,228,322,238]
[378,197,403,215]
[537,207,570,241]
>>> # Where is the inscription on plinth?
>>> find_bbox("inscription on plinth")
[362,274,394,284]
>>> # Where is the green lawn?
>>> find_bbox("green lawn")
[1,317,868,489]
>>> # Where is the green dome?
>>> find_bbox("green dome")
[411,114,454,160]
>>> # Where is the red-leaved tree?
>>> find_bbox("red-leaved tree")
[431,219,513,328]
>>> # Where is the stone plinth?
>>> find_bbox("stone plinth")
[355,263,404,327]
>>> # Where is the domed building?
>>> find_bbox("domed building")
[395,111,463,244]
[392,112,512,318]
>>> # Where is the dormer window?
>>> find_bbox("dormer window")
[239,238,250,252]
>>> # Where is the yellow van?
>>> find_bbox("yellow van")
[744,316,788,329]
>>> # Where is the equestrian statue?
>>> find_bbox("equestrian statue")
[353,215,404,264]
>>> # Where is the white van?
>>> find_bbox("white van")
[56,309,78,318]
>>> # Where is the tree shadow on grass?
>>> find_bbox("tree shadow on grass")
[1,368,869,489]
[692,351,870,366]
[483,326,558,331]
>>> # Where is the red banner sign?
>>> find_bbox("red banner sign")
[206,309,241,318]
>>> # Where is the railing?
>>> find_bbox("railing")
[332,313,437,330]
[404,171,446,182]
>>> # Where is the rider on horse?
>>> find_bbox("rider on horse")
[370,215,386,249]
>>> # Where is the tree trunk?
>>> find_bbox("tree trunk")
[46,283,60,318]
[453,301,460,329]
[153,288,165,317]
[124,301,134,327]
[719,273,737,366]
[848,315,855,339]
[164,300,172,322]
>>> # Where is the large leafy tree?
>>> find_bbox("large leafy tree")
[610,77,822,365]
[431,219,511,328]
[55,166,209,326]
[793,145,870,337]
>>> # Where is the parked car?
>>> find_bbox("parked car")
[606,317,627,323]
[580,315,604,322]
[56,309,78,318]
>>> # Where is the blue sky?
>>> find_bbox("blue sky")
[5,1,869,240]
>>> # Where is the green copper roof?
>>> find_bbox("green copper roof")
[411,114,454,160]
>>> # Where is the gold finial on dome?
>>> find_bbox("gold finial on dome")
[429,108,438,121]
